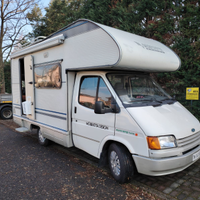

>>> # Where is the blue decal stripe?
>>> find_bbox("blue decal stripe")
[35,108,66,115]
[13,114,67,132]
[14,106,21,109]
[36,111,66,120]
[13,103,21,106]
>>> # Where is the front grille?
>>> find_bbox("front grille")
[177,131,200,148]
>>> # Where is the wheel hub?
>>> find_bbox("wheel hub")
[110,151,120,176]
[3,110,12,118]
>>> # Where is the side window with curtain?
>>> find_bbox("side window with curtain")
[79,76,112,110]
[34,63,62,88]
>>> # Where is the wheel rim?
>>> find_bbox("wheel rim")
[110,150,120,176]
[3,109,12,118]
[38,130,45,143]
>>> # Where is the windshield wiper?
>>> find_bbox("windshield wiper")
[157,97,176,104]
[159,97,171,101]
[130,98,153,102]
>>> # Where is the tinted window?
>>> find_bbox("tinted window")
[34,63,61,88]
[79,77,98,109]
[79,76,112,109]
[98,79,112,108]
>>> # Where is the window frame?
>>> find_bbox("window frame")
[34,62,62,89]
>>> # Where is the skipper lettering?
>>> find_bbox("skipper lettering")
[86,122,108,130]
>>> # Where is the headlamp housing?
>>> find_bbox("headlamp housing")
[147,136,177,150]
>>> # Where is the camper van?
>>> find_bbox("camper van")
[11,19,200,183]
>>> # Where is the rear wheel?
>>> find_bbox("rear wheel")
[38,129,49,146]
[108,143,134,183]
[0,107,12,120]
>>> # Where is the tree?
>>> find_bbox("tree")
[27,0,200,119]
[27,0,83,38]
[0,0,39,93]
[157,0,200,119]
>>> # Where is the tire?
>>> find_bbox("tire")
[37,129,49,146]
[0,107,12,120]
[108,143,134,183]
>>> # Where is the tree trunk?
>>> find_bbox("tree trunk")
[0,0,5,94]
[0,54,5,94]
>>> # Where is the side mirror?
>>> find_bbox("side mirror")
[94,101,120,114]
[94,101,105,114]
[111,102,120,113]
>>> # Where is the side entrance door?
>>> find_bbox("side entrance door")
[72,73,115,157]
[24,55,35,120]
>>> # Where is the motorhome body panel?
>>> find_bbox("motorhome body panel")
[11,19,181,73]
[63,28,120,69]
[97,23,181,72]
[12,43,70,145]
[126,102,200,139]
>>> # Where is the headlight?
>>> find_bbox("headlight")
[147,136,177,150]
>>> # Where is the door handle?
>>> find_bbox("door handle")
[74,107,77,113]
[28,81,36,84]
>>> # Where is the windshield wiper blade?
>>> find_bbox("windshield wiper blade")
[130,98,153,102]
[157,97,176,104]
[159,97,171,101]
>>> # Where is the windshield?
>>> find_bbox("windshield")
[107,73,175,107]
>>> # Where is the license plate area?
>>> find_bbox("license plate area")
[193,150,200,161]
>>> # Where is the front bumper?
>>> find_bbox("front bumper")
[133,145,200,176]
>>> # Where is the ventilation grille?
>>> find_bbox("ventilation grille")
[177,131,200,147]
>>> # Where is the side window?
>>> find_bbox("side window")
[98,78,112,108]
[34,63,62,88]
[79,77,98,109]
[79,76,112,109]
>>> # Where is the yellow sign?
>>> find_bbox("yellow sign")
[186,87,199,100]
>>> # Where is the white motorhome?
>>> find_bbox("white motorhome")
[11,19,200,183]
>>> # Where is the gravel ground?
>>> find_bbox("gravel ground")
[0,120,160,200]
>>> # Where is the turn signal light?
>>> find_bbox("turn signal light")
[147,137,161,150]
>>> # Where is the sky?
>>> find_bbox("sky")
[42,0,51,10]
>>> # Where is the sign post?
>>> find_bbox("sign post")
[186,87,199,111]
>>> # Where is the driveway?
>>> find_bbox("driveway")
[0,121,157,200]
[1,120,200,199]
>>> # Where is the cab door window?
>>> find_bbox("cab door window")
[98,78,112,108]
[79,76,112,109]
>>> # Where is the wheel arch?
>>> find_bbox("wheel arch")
[0,104,12,110]
[98,136,136,158]
[30,124,40,131]
[98,136,136,167]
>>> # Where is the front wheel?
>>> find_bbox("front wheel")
[0,107,12,120]
[38,129,49,146]
[108,143,134,183]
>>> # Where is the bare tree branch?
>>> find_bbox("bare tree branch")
[0,0,40,92]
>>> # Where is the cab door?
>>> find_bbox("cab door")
[72,74,115,157]
[24,55,35,120]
